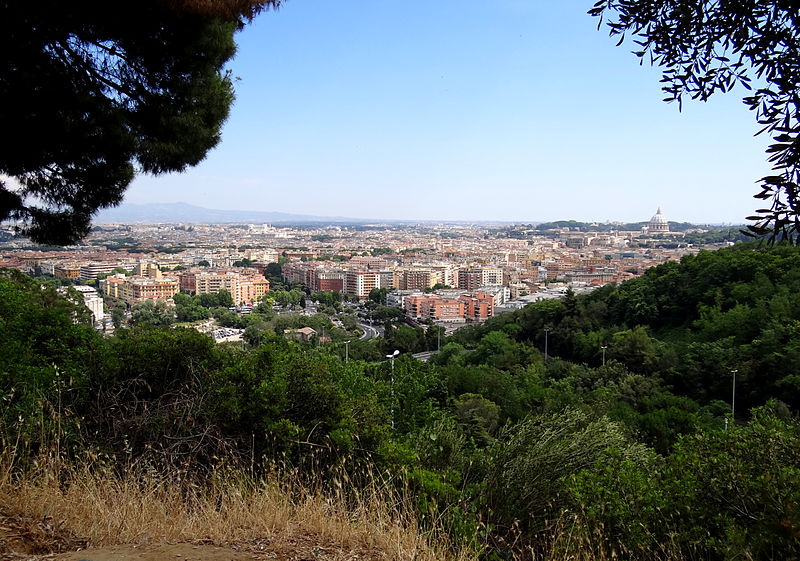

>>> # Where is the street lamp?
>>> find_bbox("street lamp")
[344,340,351,364]
[730,369,738,423]
[544,328,550,361]
[601,345,608,367]
[386,350,399,430]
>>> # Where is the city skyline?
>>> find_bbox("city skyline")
[94,201,741,227]
[125,1,771,225]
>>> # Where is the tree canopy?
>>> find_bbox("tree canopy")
[590,0,800,242]
[0,0,279,245]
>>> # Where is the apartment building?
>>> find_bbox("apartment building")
[458,268,483,290]
[280,262,346,293]
[126,277,179,303]
[281,262,316,286]
[100,275,125,299]
[394,268,436,291]
[430,264,458,287]
[344,270,379,300]
[404,294,466,322]
[179,269,269,305]
[564,267,618,285]
[459,292,494,320]
[403,290,495,322]
[100,275,179,305]
[315,269,345,292]
[348,256,388,270]
[194,271,239,297]
[481,267,504,286]
[135,263,162,278]
[238,274,270,303]
[480,286,511,307]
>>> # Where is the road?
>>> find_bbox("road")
[358,322,382,340]
[411,351,437,362]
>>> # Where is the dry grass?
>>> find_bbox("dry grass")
[0,457,478,561]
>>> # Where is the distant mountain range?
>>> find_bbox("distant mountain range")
[94,202,364,224]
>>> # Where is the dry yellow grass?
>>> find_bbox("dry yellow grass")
[0,458,478,561]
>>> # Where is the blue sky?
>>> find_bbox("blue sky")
[126,0,771,224]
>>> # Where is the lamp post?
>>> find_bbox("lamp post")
[544,328,550,361]
[386,350,399,430]
[344,340,351,364]
[601,345,607,367]
[730,369,738,423]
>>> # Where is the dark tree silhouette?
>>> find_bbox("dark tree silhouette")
[0,0,279,244]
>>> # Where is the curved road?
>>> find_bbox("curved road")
[358,322,381,340]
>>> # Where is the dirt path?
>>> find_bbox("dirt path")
[50,543,267,561]
[6,538,383,561]
[0,514,385,561]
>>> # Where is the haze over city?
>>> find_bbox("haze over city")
[125,1,770,225]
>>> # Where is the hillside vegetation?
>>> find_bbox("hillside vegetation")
[1,244,799,560]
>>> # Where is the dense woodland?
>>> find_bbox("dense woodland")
[1,243,799,560]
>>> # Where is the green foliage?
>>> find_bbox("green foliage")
[369,305,405,323]
[683,227,750,245]
[470,331,534,371]
[311,290,342,308]
[484,409,631,544]
[0,269,99,458]
[110,303,126,328]
[383,325,426,354]
[198,290,234,309]
[567,405,800,560]
[173,292,210,322]
[607,326,664,374]
[4,252,800,559]
[271,288,304,308]
[479,244,800,414]
[368,287,390,304]
[264,262,283,282]
[562,445,670,559]
[455,393,500,445]
[387,358,446,435]
[130,300,174,326]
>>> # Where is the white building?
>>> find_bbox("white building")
[65,285,104,325]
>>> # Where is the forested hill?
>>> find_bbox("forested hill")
[455,242,800,414]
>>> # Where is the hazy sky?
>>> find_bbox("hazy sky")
[126,0,771,224]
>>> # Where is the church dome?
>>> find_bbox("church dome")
[648,207,669,233]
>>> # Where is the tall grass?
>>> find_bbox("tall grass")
[0,453,477,561]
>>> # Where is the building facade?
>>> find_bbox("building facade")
[344,270,379,300]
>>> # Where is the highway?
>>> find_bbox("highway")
[358,322,382,340]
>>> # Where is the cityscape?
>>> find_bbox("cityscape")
[1,206,743,341]
[3,2,799,560]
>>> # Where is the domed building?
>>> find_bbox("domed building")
[645,207,670,234]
